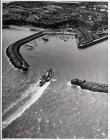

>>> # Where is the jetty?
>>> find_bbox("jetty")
[71,79,108,93]
[75,29,108,48]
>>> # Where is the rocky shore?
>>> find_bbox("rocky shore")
[71,79,108,93]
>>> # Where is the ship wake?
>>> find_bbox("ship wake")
[2,80,50,129]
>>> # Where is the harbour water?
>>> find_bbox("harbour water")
[2,28,108,138]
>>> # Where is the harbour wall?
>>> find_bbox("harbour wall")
[71,79,108,93]
[78,35,108,48]
[6,31,46,71]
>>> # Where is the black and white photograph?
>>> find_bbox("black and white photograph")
[1,0,108,139]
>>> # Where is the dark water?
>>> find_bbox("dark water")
[2,28,108,138]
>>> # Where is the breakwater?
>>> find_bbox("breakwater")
[71,79,108,93]
[75,29,108,48]
[78,35,108,48]
[6,31,46,71]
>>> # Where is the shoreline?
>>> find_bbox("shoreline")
[3,25,76,35]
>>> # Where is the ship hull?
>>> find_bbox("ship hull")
[39,69,54,87]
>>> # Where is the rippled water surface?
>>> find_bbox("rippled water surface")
[2,28,108,138]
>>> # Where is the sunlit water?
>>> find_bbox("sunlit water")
[2,28,108,138]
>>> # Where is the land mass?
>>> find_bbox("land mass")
[3,1,108,48]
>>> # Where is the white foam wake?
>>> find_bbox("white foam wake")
[2,81,50,129]
[3,81,40,116]
[67,82,72,86]
[51,78,56,82]
[3,90,31,116]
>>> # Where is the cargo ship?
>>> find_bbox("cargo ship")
[39,69,54,86]
[78,35,108,48]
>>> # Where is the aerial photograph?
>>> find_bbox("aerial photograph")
[2,1,108,139]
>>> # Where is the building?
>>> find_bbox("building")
[3,7,30,21]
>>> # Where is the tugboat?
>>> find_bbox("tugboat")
[39,69,54,86]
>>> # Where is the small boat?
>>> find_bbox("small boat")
[42,37,49,41]
[25,45,34,50]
